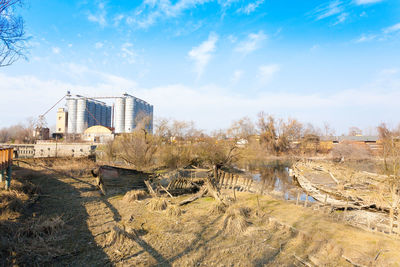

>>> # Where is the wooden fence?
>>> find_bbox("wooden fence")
[0,147,13,190]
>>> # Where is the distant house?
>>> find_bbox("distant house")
[320,135,381,153]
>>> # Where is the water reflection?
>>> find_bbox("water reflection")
[249,162,315,202]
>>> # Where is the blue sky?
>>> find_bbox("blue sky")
[1,0,400,134]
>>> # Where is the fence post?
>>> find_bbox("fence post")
[296,191,300,205]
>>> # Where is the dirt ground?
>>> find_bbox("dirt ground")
[2,158,400,266]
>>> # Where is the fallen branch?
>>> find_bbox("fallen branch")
[179,187,208,206]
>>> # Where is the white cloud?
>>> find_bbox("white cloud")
[95,42,104,49]
[313,1,344,21]
[231,70,243,83]
[237,0,264,15]
[234,31,267,55]
[188,33,218,78]
[1,68,400,133]
[257,64,280,84]
[354,0,383,5]
[333,12,348,25]
[383,23,400,34]
[128,0,210,28]
[354,34,376,43]
[120,43,136,64]
[52,47,61,54]
[88,2,107,26]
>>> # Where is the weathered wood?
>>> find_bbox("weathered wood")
[229,173,234,189]
[159,184,174,198]
[144,180,156,196]
[179,187,207,206]
[219,171,226,189]
[233,175,239,190]
[296,191,300,206]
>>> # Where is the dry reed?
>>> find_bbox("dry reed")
[123,190,149,203]
[148,197,168,211]
[220,205,251,234]
[166,204,182,216]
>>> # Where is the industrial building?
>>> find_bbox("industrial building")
[55,93,153,136]
[114,93,154,134]
[65,96,111,134]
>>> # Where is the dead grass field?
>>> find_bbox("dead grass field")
[2,158,400,266]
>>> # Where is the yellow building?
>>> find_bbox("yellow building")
[83,125,114,143]
[56,108,68,134]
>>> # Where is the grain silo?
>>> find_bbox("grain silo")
[76,98,87,134]
[67,98,77,134]
[93,101,101,126]
[106,106,111,127]
[124,96,135,133]
[87,100,95,127]
[101,103,107,126]
[114,97,125,133]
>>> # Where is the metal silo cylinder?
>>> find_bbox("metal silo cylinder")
[115,97,125,133]
[94,102,101,126]
[101,104,107,126]
[106,106,111,127]
[67,98,77,134]
[76,98,87,134]
[87,100,95,127]
[125,96,134,133]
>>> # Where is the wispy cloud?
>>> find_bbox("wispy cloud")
[237,0,264,15]
[188,33,218,78]
[52,47,61,54]
[257,64,280,84]
[88,2,107,26]
[127,0,210,29]
[355,22,400,43]
[383,23,400,34]
[333,12,348,25]
[231,70,243,83]
[95,42,104,49]
[354,0,383,5]
[354,34,376,43]
[234,31,267,55]
[120,43,136,64]
[312,1,344,20]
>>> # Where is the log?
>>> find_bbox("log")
[179,187,208,206]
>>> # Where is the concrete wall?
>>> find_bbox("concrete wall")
[1,143,97,158]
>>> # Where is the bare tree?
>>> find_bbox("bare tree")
[0,0,27,67]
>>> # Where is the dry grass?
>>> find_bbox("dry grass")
[148,197,168,211]
[209,201,228,215]
[17,216,65,240]
[166,204,182,216]
[220,205,251,235]
[104,224,136,247]
[123,189,149,203]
